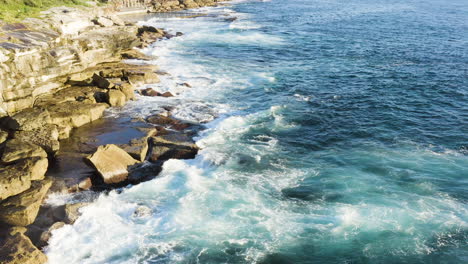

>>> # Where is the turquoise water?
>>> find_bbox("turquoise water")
[47,0,468,263]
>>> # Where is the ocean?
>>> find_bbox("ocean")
[46,0,468,263]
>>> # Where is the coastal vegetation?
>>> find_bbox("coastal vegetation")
[0,0,103,22]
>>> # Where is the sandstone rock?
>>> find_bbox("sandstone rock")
[13,125,60,154]
[0,179,52,226]
[117,82,135,101]
[92,73,114,89]
[121,49,152,60]
[1,139,47,164]
[109,15,125,26]
[0,130,8,144]
[161,91,174,97]
[2,108,51,131]
[37,221,65,248]
[149,133,199,162]
[86,144,139,184]
[0,232,47,264]
[118,128,156,161]
[141,87,160,97]
[93,17,114,27]
[106,89,127,107]
[0,157,48,200]
[48,101,108,129]
[146,114,191,131]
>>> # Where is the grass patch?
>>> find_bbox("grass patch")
[0,0,106,22]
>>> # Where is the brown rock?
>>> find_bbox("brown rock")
[92,73,114,89]
[0,232,47,264]
[86,144,139,184]
[13,125,60,154]
[1,139,47,164]
[118,128,156,161]
[0,157,48,200]
[161,91,174,97]
[149,133,199,162]
[0,179,52,226]
[2,108,51,131]
[118,82,136,101]
[0,130,8,144]
[121,49,153,60]
[141,87,160,97]
[106,89,127,107]
[48,101,108,129]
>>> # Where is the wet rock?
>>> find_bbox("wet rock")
[0,179,52,226]
[176,32,184,37]
[161,91,174,97]
[1,139,47,164]
[141,87,160,97]
[0,232,47,264]
[149,133,199,162]
[179,82,192,88]
[37,221,65,248]
[118,128,156,161]
[50,202,88,224]
[146,114,191,131]
[86,144,139,184]
[106,89,126,107]
[132,205,152,218]
[13,125,60,155]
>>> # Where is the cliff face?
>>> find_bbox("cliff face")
[0,7,138,116]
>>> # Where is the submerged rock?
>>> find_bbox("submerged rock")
[86,144,139,184]
[0,179,52,226]
[118,128,156,162]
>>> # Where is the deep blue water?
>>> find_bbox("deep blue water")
[47,0,468,263]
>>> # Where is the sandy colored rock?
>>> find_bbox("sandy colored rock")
[13,125,60,154]
[48,101,108,129]
[0,179,52,226]
[106,89,127,107]
[118,128,156,161]
[121,49,153,60]
[0,157,48,200]
[0,232,47,264]
[118,82,135,101]
[1,139,47,163]
[0,130,8,144]
[2,108,51,131]
[86,144,138,184]
[93,17,114,27]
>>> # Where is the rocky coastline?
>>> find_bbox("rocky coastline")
[0,1,224,263]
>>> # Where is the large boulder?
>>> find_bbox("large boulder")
[0,179,52,226]
[0,232,47,264]
[86,144,138,184]
[0,157,48,200]
[1,139,47,164]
